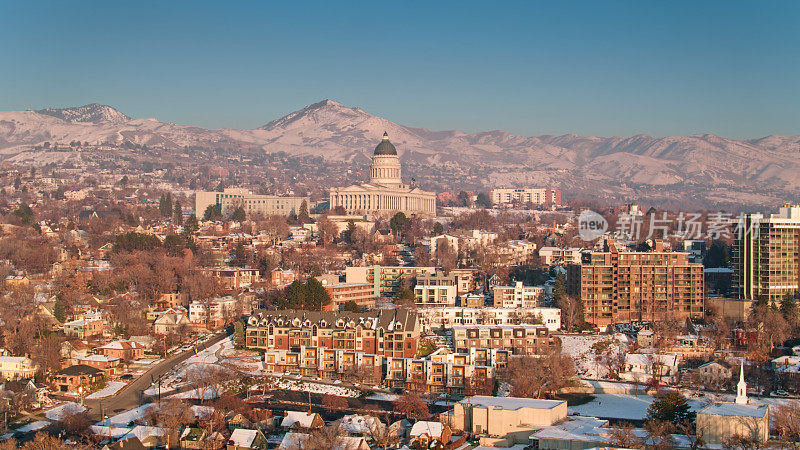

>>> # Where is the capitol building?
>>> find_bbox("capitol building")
[329,132,436,218]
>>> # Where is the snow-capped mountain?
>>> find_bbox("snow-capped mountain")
[1,99,799,207]
[36,103,131,124]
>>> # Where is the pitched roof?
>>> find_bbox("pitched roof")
[228,428,260,447]
[281,411,319,428]
[410,420,444,438]
[699,402,769,418]
[56,364,103,376]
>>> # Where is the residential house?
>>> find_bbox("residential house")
[227,428,268,450]
[280,411,324,431]
[622,353,679,384]
[64,317,106,339]
[409,421,452,448]
[51,364,103,392]
[0,356,38,380]
[153,313,190,335]
[98,340,147,361]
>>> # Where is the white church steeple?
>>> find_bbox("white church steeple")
[736,362,748,404]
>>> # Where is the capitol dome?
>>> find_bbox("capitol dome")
[374,131,397,155]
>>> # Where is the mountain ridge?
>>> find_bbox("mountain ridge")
[1,100,799,207]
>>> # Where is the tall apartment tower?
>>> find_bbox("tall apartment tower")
[570,239,704,327]
[732,205,800,304]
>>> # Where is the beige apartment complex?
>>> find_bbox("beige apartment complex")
[569,240,704,327]
[490,188,561,206]
[733,204,800,304]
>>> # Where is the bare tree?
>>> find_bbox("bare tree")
[773,400,800,444]
[502,351,577,398]
[607,422,644,448]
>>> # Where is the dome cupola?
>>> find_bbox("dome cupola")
[373,131,398,155]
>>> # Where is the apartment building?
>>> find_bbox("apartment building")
[385,356,495,395]
[417,307,561,332]
[492,282,544,308]
[452,324,558,355]
[246,309,420,358]
[189,296,239,328]
[64,317,105,339]
[733,205,800,304]
[197,267,261,290]
[195,187,308,218]
[345,265,434,297]
[450,269,479,295]
[415,272,458,307]
[322,282,376,311]
[569,239,704,327]
[538,247,583,266]
[490,188,562,206]
[261,347,384,384]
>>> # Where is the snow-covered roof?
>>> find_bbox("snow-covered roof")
[339,414,382,435]
[625,353,677,367]
[409,420,444,438]
[458,395,565,411]
[699,402,768,418]
[531,416,608,442]
[229,428,259,447]
[281,411,318,428]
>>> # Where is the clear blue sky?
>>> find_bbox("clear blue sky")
[1,1,798,139]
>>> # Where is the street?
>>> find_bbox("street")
[83,331,230,422]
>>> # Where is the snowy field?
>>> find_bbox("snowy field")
[559,333,629,378]
[569,393,706,421]
[45,402,86,420]
[87,381,127,399]
[256,378,360,397]
[15,420,50,433]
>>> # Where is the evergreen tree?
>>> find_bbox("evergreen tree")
[12,203,34,226]
[53,300,66,323]
[203,204,222,221]
[173,201,183,225]
[297,200,310,224]
[343,220,357,244]
[231,207,246,223]
[283,280,308,309]
[553,272,567,303]
[341,300,360,313]
[780,292,797,320]
[163,234,186,257]
[183,214,199,235]
[390,212,409,238]
[233,321,245,348]
[432,222,444,236]
[646,391,695,426]
[475,192,492,209]
[306,277,332,311]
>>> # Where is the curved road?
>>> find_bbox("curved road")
[83,331,230,421]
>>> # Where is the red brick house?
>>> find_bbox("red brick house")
[51,364,103,392]
[97,340,146,361]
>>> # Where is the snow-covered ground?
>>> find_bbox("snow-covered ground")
[15,420,50,433]
[569,393,706,421]
[87,381,127,399]
[106,404,155,427]
[268,378,360,397]
[559,333,629,378]
[167,386,220,400]
[45,402,86,420]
